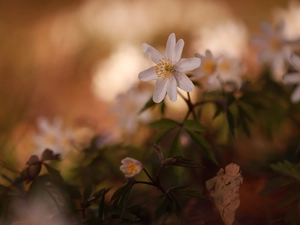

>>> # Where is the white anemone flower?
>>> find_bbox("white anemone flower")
[138,33,201,103]
[33,117,75,156]
[252,21,291,80]
[112,86,152,135]
[283,54,300,103]
[193,50,242,91]
[120,157,143,178]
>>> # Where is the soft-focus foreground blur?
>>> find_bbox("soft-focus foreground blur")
[1,0,299,224]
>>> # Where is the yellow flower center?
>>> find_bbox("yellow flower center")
[127,162,138,175]
[155,58,174,79]
[219,60,231,73]
[203,60,217,74]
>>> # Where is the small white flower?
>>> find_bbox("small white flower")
[283,54,300,103]
[33,116,75,156]
[194,50,242,91]
[252,21,291,79]
[120,157,143,178]
[112,86,152,135]
[194,50,219,79]
[138,33,201,103]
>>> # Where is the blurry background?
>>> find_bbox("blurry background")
[0,0,296,223]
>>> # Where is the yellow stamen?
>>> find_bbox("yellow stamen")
[203,60,217,74]
[219,60,231,73]
[127,162,137,175]
[155,58,174,79]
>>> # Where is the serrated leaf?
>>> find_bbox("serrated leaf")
[226,109,235,136]
[271,161,300,180]
[185,130,218,165]
[150,118,178,129]
[259,177,297,196]
[276,185,300,207]
[183,120,206,132]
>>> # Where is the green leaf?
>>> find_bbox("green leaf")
[97,188,111,222]
[226,109,235,136]
[152,144,164,162]
[162,156,204,169]
[169,131,181,157]
[271,161,300,181]
[276,185,300,207]
[43,163,65,184]
[83,184,94,202]
[259,177,297,196]
[110,182,134,213]
[154,196,171,221]
[139,97,156,113]
[152,128,174,144]
[185,130,218,165]
[150,118,178,129]
[183,120,206,132]
[170,186,206,199]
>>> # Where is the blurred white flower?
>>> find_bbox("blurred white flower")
[138,33,200,103]
[194,50,219,78]
[283,54,300,103]
[194,50,242,92]
[112,87,152,135]
[33,117,75,156]
[252,21,291,80]
[120,157,143,178]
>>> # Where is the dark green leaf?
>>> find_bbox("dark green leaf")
[139,97,156,113]
[271,161,300,180]
[183,120,206,132]
[226,109,235,136]
[276,185,300,207]
[43,163,65,183]
[150,118,178,129]
[162,156,204,169]
[259,177,297,196]
[152,128,174,144]
[170,186,206,199]
[169,131,181,157]
[83,184,94,202]
[155,196,170,221]
[185,130,218,165]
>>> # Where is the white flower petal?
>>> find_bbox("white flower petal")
[172,39,184,63]
[167,76,177,102]
[291,85,300,103]
[142,43,164,64]
[175,58,201,72]
[165,33,176,59]
[138,66,157,81]
[153,79,169,103]
[174,72,194,92]
[283,72,300,84]
[205,50,213,58]
[208,75,218,85]
[290,54,300,69]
